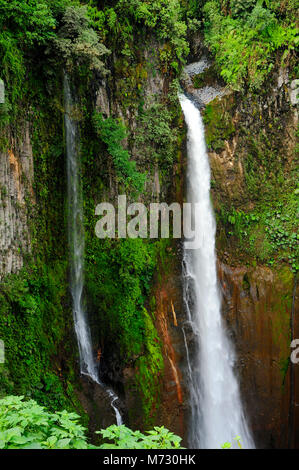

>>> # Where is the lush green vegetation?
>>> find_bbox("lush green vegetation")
[221,436,242,449]
[82,94,180,420]
[97,422,182,449]
[85,238,156,356]
[135,100,179,171]
[0,0,183,427]
[93,112,146,192]
[202,0,298,90]
[203,98,235,151]
[0,395,182,449]
[0,264,85,414]
[88,0,189,71]
[0,0,109,124]
[204,90,298,272]
[83,233,168,423]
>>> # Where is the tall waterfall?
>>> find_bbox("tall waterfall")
[64,75,122,425]
[179,94,254,449]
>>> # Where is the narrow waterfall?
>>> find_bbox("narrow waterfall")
[64,75,122,426]
[179,94,254,449]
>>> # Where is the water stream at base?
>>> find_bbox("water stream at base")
[179,94,254,449]
[64,74,122,426]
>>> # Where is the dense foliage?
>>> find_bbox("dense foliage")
[0,0,108,113]
[0,264,83,412]
[202,0,298,89]
[93,112,146,192]
[0,396,182,449]
[88,0,189,70]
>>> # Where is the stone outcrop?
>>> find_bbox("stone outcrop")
[0,122,34,276]
[219,263,298,448]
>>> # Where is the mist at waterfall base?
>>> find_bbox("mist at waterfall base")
[179,94,254,449]
[64,75,122,426]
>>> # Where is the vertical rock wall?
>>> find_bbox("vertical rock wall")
[219,263,298,448]
[0,123,34,276]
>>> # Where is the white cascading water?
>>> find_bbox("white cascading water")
[64,75,122,425]
[179,94,254,449]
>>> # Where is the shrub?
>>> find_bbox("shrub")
[93,112,146,192]
[88,0,189,67]
[231,0,256,19]
[98,424,182,449]
[0,396,183,449]
[51,5,110,73]
[0,395,89,449]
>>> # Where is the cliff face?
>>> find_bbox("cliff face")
[0,123,34,275]
[219,263,298,448]
[149,243,186,440]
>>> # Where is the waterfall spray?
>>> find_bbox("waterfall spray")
[64,74,122,425]
[179,94,254,449]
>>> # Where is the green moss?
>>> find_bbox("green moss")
[202,0,298,91]
[210,85,298,272]
[217,192,299,271]
[192,65,217,89]
[134,309,164,427]
[203,97,235,151]
[269,267,293,382]
[0,263,85,420]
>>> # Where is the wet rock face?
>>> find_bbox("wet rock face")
[76,375,119,438]
[0,122,34,276]
[151,243,187,443]
[218,263,299,448]
[181,58,229,107]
